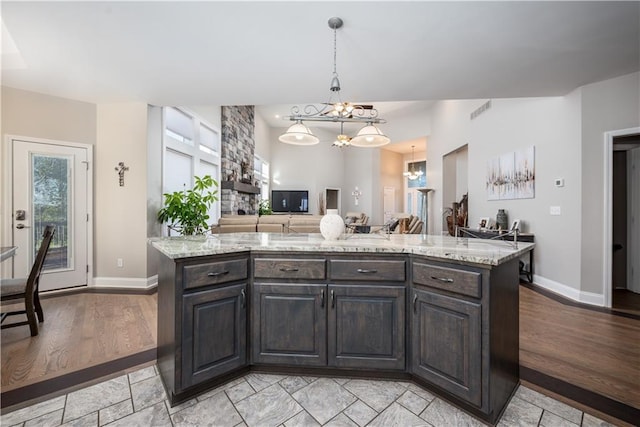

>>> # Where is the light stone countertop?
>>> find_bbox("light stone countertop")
[150,233,534,267]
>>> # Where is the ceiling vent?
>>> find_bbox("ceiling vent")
[470,100,492,120]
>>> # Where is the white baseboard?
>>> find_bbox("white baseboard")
[92,275,158,291]
[533,274,605,307]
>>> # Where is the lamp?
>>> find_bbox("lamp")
[278,120,319,145]
[332,122,351,147]
[403,145,424,180]
[350,123,391,148]
[278,17,390,148]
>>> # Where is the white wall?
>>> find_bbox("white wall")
[428,95,584,294]
[269,126,345,215]
[254,111,271,161]
[94,103,150,288]
[580,72,640,296]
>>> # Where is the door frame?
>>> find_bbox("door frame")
[2,135,93,285]
[603,127,640,307]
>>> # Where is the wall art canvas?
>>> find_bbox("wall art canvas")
[486,146,535,200]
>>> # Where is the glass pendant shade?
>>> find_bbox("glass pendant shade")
[350,124,390,148]
[278,121,320,145]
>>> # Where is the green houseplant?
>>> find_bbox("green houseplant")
[158,175,218,235]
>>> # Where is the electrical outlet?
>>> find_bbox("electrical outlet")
[554,178,565,187]
[550,206,561,216]
[117,258,124,268]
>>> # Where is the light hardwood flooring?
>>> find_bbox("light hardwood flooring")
[1,292,156,392]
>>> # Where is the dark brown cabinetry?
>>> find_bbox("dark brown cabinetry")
[155,247,521,424]
[252,255,406,371]
[252,283,327,366]
[182,283,247,388]
[411,287,481,405]
[410,257,520,424]
[157,253,249,404]
[329,284,405,370]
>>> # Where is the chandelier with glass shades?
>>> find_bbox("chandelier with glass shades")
[404,145,424,180]
[278,17,390,148]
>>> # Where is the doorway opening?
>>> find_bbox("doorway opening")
[606,129,640,314]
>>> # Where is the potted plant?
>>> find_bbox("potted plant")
[258,199,272,216]
[157,175,218,235]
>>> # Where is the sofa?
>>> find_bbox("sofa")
[211,214,322,234]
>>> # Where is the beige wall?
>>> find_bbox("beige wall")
[95,103,150,285]
[1,87,96,145]
[379,149,404,217]
[1,87,97,278]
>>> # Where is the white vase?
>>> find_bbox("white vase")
[320,209,344,240]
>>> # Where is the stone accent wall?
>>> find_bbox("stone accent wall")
[221,105,256,215]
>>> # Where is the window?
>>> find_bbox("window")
[254,155,270,201]
[162,107,221,235]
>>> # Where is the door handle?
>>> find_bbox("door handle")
[321,289,325,308]
[413,294,418,312]
[430,276,454,283]
[16,224,30,229]
[331,290,335,308]
[240,289,246,308]
[207,271,229,277]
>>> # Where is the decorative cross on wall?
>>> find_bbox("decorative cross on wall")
[114,162,129,187]
[352,186,362,206]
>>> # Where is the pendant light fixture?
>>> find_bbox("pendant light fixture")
[278,17,390,148]
[403,145,424,180]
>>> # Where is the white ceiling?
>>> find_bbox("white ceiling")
[2,1,638,110]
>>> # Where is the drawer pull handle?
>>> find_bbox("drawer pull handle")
[431,276,454,283]
[321,290,325,308]
[208,271,230,277]
[357,268,378,274]
[331,290,335,308]
[413,294,418,311]
[240,289,246,308]
[279,267,299,272]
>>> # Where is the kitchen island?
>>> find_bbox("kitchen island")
[151,233,534,424]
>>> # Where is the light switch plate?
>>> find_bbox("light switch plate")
[550,206,561,215]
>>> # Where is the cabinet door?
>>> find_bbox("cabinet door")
[411,288,482,406]
[182,283,247,389]
[328,285,405,370]
[252,283,327,366]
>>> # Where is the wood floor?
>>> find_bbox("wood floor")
[1,292,157,394]
[519,285,639,412]
[1,285,638,423]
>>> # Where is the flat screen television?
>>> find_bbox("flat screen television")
[271,190,309,213]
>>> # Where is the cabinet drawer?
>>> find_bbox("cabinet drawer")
[183,259,248,290]
[329,259,406,282]
[412,262,481,298]
[254,258,326,280]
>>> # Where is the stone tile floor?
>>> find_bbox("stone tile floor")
[1,365,617,427]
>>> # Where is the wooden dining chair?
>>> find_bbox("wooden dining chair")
[1,225,55,336]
